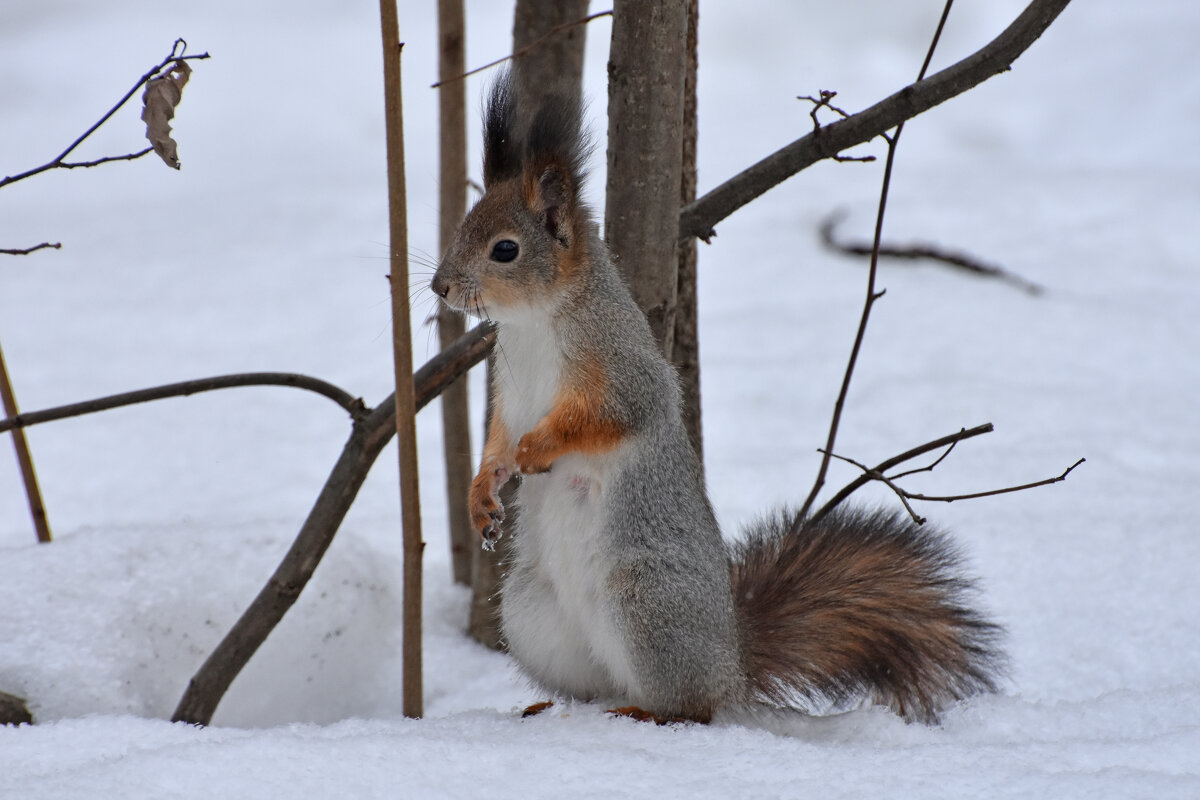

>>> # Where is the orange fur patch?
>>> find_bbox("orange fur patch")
[514,358,626,474]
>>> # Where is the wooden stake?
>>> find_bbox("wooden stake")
[378,0,423,719]
[0,342,52,543]
[436,0,475,587]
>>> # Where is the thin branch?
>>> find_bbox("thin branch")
[821,448,1084,524]
[811,423,994,523]
[890,434,962,480]
[0,40,209,191]
[379,9,424,720]
[678,0,1073,242]
[791,0,955,532]
[827,450,929,524]
[820,210,1045,295]
[901,457,1085,503]
[0,373,368,434]
[430,10,612,88]
[60,148,155,171]
[0,343,52,543]
[0,243,62,256]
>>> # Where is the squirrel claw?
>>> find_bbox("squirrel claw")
[481,521,503,551]
[606,706,694,725]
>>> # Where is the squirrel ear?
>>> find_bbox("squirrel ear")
[534,166,572,246]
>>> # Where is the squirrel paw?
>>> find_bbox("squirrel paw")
[520,700,555,718]
[606,706,698,726]
[470,466,509,545]
[480,515,504,551]
[515,435,554,475]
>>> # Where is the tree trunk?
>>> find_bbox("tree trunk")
[605,0,688,355]
[436,0,475,587]
[511,0,589,104]
[468,0,591,650]
[673,0,702,463]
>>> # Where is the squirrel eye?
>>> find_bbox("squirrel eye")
[490,239,519,263]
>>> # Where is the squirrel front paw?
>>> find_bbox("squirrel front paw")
[515,433,555,475]
[470,465,510,547]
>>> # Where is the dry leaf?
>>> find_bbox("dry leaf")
[141,61,192,169]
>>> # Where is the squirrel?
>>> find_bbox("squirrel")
[430,70,1003,725]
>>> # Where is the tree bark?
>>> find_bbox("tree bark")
[605,0,689,355]
[511,0,589,105]
[436,0,475,587]
[672,0,702,463]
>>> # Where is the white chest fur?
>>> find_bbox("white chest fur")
[492,315,641,700]
[494,313,564,439]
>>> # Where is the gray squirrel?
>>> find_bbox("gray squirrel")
[431,71,1002,724]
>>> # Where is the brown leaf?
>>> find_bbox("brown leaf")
[141,60,192,169]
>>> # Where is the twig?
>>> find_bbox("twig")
[820,210,1044,295]
[901,458,1085,504]
[0,373,367,434]
[821,448,1084,524]
[0,243,62,256]
[0,40,209,191]
[0,343,52,543]
[797,91,877,163]
[431,10,612,88]
[60,148,155,171]
[792,0,956,533]
[811,423,994,523]
[172,321,495,727]
[678,0,1073,242]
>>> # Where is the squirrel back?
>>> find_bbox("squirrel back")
[432,70,1004,724]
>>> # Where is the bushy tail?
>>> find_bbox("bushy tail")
[729,507,1004,723]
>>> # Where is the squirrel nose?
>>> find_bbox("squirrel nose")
[431,274,450,298]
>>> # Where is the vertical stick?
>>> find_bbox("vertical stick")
[436,0,474,587]
[673,0,702,464]
[378,0,423,718]
[794,0,956,528]
[0,342,52,543]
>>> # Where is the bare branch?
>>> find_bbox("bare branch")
[820,210,1045,295]
[61,148,155,171]
[821,449,929,524]
[172,321,495,727]
[431,10,612,88]
[797,91,877,163]
[0,243,62,256]
[0,40,209,191]
[678,0,1073,242]
[811,423,995,523]
[820,446,1084,522]
[792,0,956,531]
[900,457,1085,504]
[0,343,52,543]
[0,373,368,434]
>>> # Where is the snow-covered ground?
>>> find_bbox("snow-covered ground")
[1,1,1197,797]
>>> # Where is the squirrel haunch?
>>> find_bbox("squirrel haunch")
[432,69,1004,724]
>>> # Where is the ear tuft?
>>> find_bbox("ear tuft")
[482,70,520,187]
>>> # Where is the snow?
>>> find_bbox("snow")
[1,0,1198,797]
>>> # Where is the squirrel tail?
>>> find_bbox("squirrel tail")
[729,507,1005,723]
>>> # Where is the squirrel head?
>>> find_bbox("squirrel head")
[432,70,592,321]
